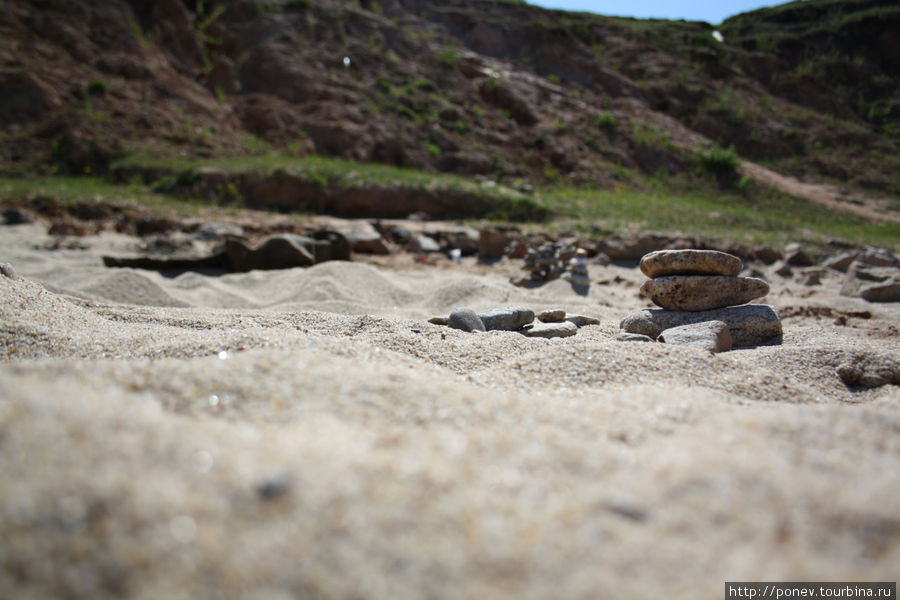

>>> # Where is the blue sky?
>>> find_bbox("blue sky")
[526,1,788,25]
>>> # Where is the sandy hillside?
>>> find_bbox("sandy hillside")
[1,222,899,600]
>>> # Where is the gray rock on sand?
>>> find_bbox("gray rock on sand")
[841,263,900,302]
[565,314,600,327]
[448,308,485,332]
[658,320,732,353]
[860,282,900,303]
[641,275,769,311]
[538,309,566,323]
[620,304,782,348]
[478,307,535,331]
[616,332,654,343]
[836,354,900,388]
[0,262,20,280]
[225,235,315,272]
[640,249,742,278]
[519,321,577,338]
[3,208,35,225]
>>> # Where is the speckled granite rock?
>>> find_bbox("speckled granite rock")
[640,276,769,311]
[640,249,742,278]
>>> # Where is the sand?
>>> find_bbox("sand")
[1,221,899,599]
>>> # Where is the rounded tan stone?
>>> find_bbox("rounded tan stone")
[640,249,742,278]
[640,275,769,311]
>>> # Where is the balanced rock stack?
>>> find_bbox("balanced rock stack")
[620,249,782,349]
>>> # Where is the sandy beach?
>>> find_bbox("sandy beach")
[2,220,899,599]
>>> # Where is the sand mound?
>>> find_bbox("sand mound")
[2,227,900,599]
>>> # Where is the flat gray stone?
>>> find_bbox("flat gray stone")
[640,249,742,278]
[565,314,601,327]
[640,275,769,311]
[616,332,654,343]
[478,306,534,331]
[448,308,485,332]
[519,321,577,338]
[620,304,782,348]
[658,320,732,353]
[860,281,900,303]
[538,309,566,323]
[841,263,898,298]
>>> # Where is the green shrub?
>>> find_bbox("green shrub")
[86,79,109,96]
[594,112,616,130]
[701,144,740,176]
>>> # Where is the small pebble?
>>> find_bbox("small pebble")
[616,332,654,343]
[0,263,20,280]
[565,314,600,327]
[448,308,485,332]
[538,309,566,323]
[519,321,577,338]
[477,306,534,331]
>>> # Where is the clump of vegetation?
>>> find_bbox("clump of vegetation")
[594,112,616,131]
[700,144,741,184]
[85,79,109,96]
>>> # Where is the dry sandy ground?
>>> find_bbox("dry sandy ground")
[1,223,899,600]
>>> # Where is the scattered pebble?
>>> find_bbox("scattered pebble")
[538,309,566,323]
[448,308,485,332]
[616,332,654,343]
[565,314,600,327]
[477,306,534,331]
[0,262,20,280]
[519,320,577,338]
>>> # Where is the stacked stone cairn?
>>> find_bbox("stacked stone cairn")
[619,249,782,351]
[515,242,589,288]
[429,306,599,338]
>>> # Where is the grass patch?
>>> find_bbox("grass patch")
[4,161,896,250]
[537,185,899,250]
[111,153,548,221]
[0,176,211,216]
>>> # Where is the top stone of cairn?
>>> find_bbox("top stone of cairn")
[640,249,742,279]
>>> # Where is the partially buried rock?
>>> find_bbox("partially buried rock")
[640,249,742,278]
[3,208,34,225]
[225,235,315,272]
[840,263,899,299]
[836,354,900,388]
[565,314,600,327]
[620,304,782,348]
[0,262,20,280]
[519,321,577,338]
[641,275,769,311]
[860,281,900,303]
[477,306,534,331]
[658,320,732,353]
[538,308,566,323]
[616,332,654,343]
[448,308,485,332]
